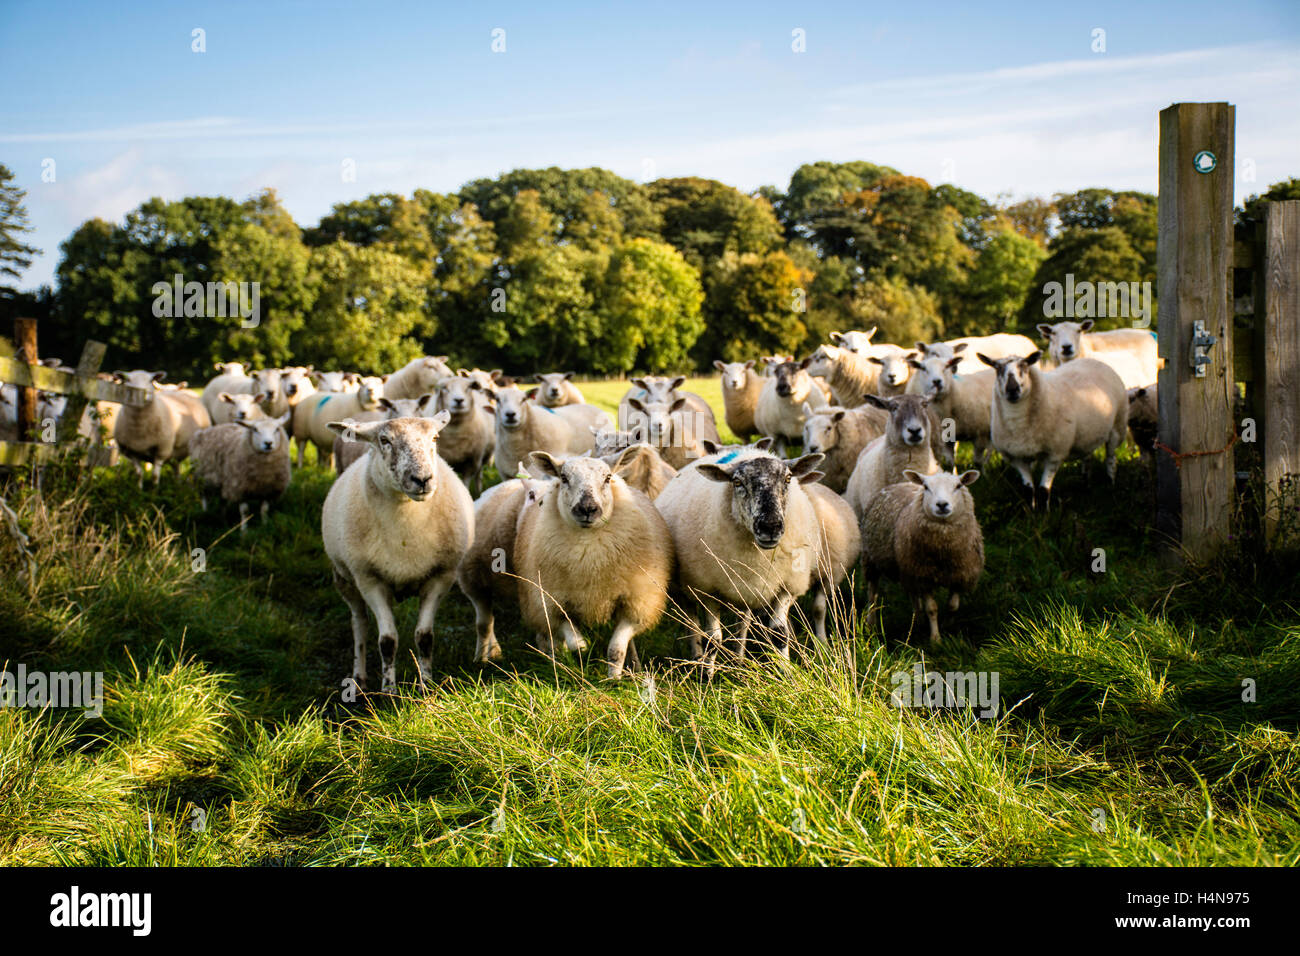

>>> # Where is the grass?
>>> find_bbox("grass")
[0,377,1296,866]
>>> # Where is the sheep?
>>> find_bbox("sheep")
[456,469,555,662]
[860,469,984,645]
[251,369,286,417]
[1127,385,1158,461]
[303,375,385,468]
[515,452,674,679]
[1036,320,1159,389]
[979,350,1128,508]
[597,442,677,500]
[713,359,765,440]
[321,412,474,693]
[802,481,861,645]
[800,403,889,494]
[912,334,1038,377]
[384,356,452,400]
[434,375,496,495]
[867,345,916,396]
[190,414,293,532]
[333,395,436,474]
[489,384,612,478]
[624,394,718,469]
[533,372,584,407]
[843,394,941,521]
[906,354,996,466]
[655,448,825,673]
[111,370,212,487]
[829,328,878,354]
[201,362,255,420]
[211,391,268,425]
[804,344,880,408]
[290,371,357,465]
[618,376,718,438]
[754,359,828,455]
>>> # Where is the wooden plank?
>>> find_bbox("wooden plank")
[0,356,147,406]
[55,341,107,444]
[0,441,61,467]
[1156,102,1236,561]
[1233,239,1254,270]
[14,318,38,443]
[1261,200,1300,546]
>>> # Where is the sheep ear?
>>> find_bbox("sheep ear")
[490,370,506,383]
[532,373,545,383]
[744,359,755,369]
[700,439,721,455]
[611,444,642,473]
[1036,323,1054,338]
[696,463,732,483]
[416,394,434,412]
[945,356,962,370]
[1129,386,1146,399]
[907,357,925,370]
[213,361,226,371]
[483,388,497,402]
[786,453,824,478]
[977,353,998,368]
[829,332,843,344]
[563,371,574,380]
[219,392,234,404]
[864,327,877,340]
[798,357,812,370]
[151,371,167,383]
[253,392,268,403]
[1079,320,1094,332]
[277,412,291,426]
[833,410,846,422]
[328,419,380,443]
[630,377,648,391]
[527,451,562,479]
[428,409,452,431]
[628,397,645,412]
[864,393,891,410]
[903,469,926,486]
[1023,351,1042,367]
[959,469,981,486]
[713,360,725,372]
[669,376,686,391]
[457,368,470,377]
[914,341,928,352]
[669,396,688,413]
[378,398,395,412]
[951,342,968,354]
[798,470,824,485]
[466,379,482,392]
[801,402,813,416]
[234,418,257,431]
[524,389,537,401]
[867,356,884,366]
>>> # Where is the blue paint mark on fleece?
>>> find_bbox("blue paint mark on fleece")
[717,450,741,464]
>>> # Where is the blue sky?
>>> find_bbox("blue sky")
[3,0,1298,289]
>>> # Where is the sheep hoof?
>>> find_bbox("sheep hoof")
[605,663,625,681]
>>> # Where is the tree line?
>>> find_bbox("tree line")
[2,160,1295,382]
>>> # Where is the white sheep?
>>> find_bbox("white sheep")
[290,372,357,465]
[754,359,828,455]
[624,394,718,470]
[1036,320,1159,389]
[655,447,825,674]
[906,353,996,466]
[829,328,878,354]
[979,350,1128,508]
[489,384,612,479]
[201,362,255,420]
[211,391,268,425]
[250,369,286,417]
[384,356,452,400]
[803,344,880,408]
[434,375,496,495]
[802,481,861,645]
[713,359,765,440]
[332,395,436,474]
[843,394,941,521]
[321,412,474,693]
[618,376,719,438]
[595,440,677,500]
[190,414,293,532]
[866,345,915,396]
[912,333,1037,377]
[514,452,674,678]
[860,469,984,645]
[800,403,889,494]
[111,371,212,487]
[533,372,584,407]
[303,375,385,468]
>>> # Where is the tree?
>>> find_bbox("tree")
[778,160,898,239]
[646,178,783,272]
[953,222,1046,334]
[598,238,704,372]
[0,164,40,297]
[700,250,812,362]
[458,167,660,244]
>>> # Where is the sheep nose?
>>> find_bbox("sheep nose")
[934,501,951,515]
[285,384,297,396]
[907,426,923,442]
[1061,345,1074,356]
[411,474,432,491]
[776,385,791,396]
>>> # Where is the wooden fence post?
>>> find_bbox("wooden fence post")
[13,318,38,443]
[1155,102,1236,561]
[55,340,108,444]
[1260,200,1300,544]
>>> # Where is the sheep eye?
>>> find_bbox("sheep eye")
[604,475,611,484]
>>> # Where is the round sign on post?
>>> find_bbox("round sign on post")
[1193,150,1217,173]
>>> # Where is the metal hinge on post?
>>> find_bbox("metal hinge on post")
[1190,320,1217,377]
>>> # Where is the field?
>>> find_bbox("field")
[1,380,1297,866]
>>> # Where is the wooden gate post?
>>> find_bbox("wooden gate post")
[13,318,39,443]
[1260,200,1300,545]
[1156,102,1236,560]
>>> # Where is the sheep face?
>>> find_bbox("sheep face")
[352,376,384,411]
[528,453,614,529]
[869,350,914,389]
[251,369,282,402]
[803,345,843,380]
[379,395,433,420]
[237,413,291,453]
[802,408,845,455]
[630,375,683,403]
[313,371,352,392]
[1036,320,1093,364]
[214,361,245,376]
[219,392,267,421]
[491,386,532,430]
[627,396,686,447]
[979,352,1041,404]
[774,361,815,401]
[437,376,479,416]
[713,360,755,391]
[329,412,452,501]
[696,453,823,550]
[829,328,876,354]
[534,372,575,405]
[867,393,932,447]
[280,366,312,399]
[905,468,979,521]
[591,427,642,457]
[911,354,960,399]
[113,370,167,404]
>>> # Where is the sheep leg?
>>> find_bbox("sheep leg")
[469,593,503,663]
[698,595,724,679]
[768,594,796,663]
[948,591,961,612]
[532,631,558,658]
[260,500,270,523]
[606,619,638,680]
[923,592,942,646]
[355,576,400,693]
[811,586,829,647]
[559,619,587,654]
[1104,429,1121,482]
[866,578,882,633]
[238,501,250,534]
[413,574,454,686]
[334,568,370,692]
[1008,457,1036,498]
[734,610,752,661]
[1037,458,1062,511]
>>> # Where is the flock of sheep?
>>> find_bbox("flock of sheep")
[7,318,1161,693]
